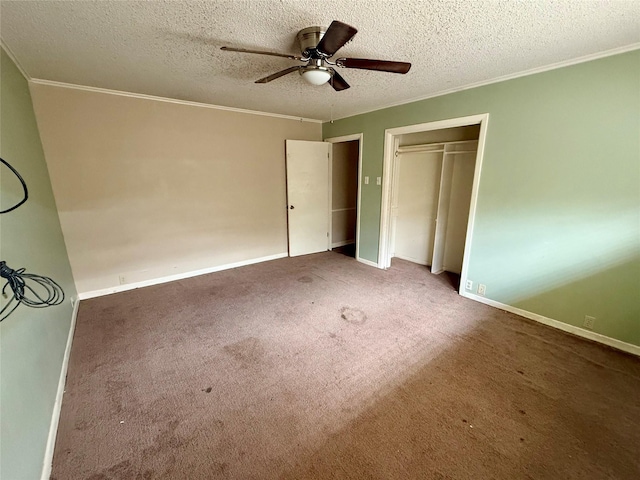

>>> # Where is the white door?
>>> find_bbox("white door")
[286,140,330,257]
[393,151,443,265]
[442,150,477,273]
[431,156,454,274]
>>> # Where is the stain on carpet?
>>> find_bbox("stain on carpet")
[105,380,130,414]
[141,418,185,476]
[86,459,134,480]
[212,461,229,475]
[340,306,367,325]
[74,419,91,431]
[223,337,265,367]
[212,419,225,429]
[297,276,313,283]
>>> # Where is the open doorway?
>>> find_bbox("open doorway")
[325,134,362,260]
[379,114,489,294]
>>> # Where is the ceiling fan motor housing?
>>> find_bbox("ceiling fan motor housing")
[297,26,327,57]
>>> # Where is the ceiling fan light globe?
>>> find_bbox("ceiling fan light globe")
[302,69,331,85]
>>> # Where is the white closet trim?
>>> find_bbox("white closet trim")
[379,114,490,286]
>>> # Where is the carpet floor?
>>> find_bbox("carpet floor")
[51,252,640,479]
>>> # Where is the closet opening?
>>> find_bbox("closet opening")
[325,134,362,260]
[379,114,489,294]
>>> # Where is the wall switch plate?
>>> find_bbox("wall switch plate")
[376,176,382,185]
[364,176,369,185]
[477,284,486,296]
[465,280,473,290]
[583,315,596,330]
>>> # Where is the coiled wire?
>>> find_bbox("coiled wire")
[0,261,65,322]
[0,157,29,214]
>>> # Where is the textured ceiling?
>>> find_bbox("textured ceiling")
[1,1,639,121]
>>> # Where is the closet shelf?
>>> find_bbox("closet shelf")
[396,139,478,156]
[332,207,357,212]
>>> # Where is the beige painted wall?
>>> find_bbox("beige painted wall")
[30,84,321,294]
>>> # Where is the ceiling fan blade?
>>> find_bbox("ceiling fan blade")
[329,69,350,91]
[221,46,303,61]
[337,58,411,74]
[315,21,357,57]
[255,66,301,84]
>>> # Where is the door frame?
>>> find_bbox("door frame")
[324,133,363,261]
[378,114,490,294]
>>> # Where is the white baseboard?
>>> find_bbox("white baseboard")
[78,253,289,300]
[331,239,355,248]
[356,256,381,269]
[41,298,80,480]
[461,292,640,357]
[393,254,428,266]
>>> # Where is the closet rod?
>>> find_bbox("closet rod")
[395,147,444,156]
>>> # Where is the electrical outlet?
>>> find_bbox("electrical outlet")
[477,284,486,296]
[376,176,382,185]
[465,280,473,290]
[583,315,596,330]
[119,275,126,285]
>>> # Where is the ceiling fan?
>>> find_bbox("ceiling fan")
[221,20,411,91]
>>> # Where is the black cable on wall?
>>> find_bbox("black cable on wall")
[0,157,29,214]
[0,157,66,321]
[0,262,65,322]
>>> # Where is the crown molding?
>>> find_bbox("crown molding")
[28,78,323,123]
[7,39,638,124]
[332,43,640,122]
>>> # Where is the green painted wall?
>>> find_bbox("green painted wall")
[1,49,77,479]
[324,50,640,347]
